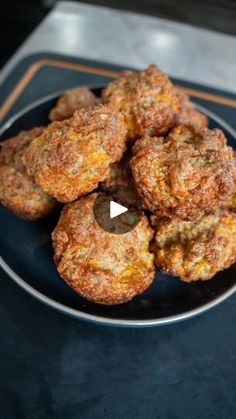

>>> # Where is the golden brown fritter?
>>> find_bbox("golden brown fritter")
[0,127,43,168]
[52,193,155,305]
[0,128,56,220]
[177,93,208,129]
[131,124,236,221]
[22,105,127,203]
[49,87,99,121]
[152,211,236,281]
[102,64,180,142]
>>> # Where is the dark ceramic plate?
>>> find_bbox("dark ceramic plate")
[0,89,236,326]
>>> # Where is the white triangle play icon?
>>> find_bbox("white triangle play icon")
[110,201,128,219]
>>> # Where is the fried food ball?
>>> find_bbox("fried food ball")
[131,124,236,220]
[102,64,180,142]
[152,211,236,282]
[0,128,56,220]
[49,87,99,121]
[22,105,127,203]
[177,93,208,129]
[52,193,155,305]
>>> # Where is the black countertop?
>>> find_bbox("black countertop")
[0,267,235,418]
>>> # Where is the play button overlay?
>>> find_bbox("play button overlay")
[93,185,142,234]
[110,201,128,219]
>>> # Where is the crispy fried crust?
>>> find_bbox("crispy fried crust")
[49,87,99,121]
[102,64,180,142]
[100,153,132,190]
[0,128,56,220]
[131,124,236,220]
[152,211,236,281]
[100,153,141,209]
[22,105,127,203]
[177,93,208,129]
[222,193,236,212]
[52,193,155,304]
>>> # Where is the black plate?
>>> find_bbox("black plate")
[0,89,236,326]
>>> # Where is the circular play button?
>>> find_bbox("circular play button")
[93,185,142,234]
[110,200,128,219]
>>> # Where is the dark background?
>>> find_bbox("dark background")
[0,0,236,69]
[0,269,236,418]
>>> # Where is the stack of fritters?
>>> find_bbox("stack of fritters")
[1,67,236,304]
[0,127,56,220]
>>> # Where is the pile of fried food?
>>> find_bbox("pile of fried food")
[1,64,236,305]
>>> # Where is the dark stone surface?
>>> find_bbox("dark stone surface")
[1,0,236,69]
[0,267,236,418]
[78,0,236,35]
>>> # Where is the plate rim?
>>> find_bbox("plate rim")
[0,91,236,327]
